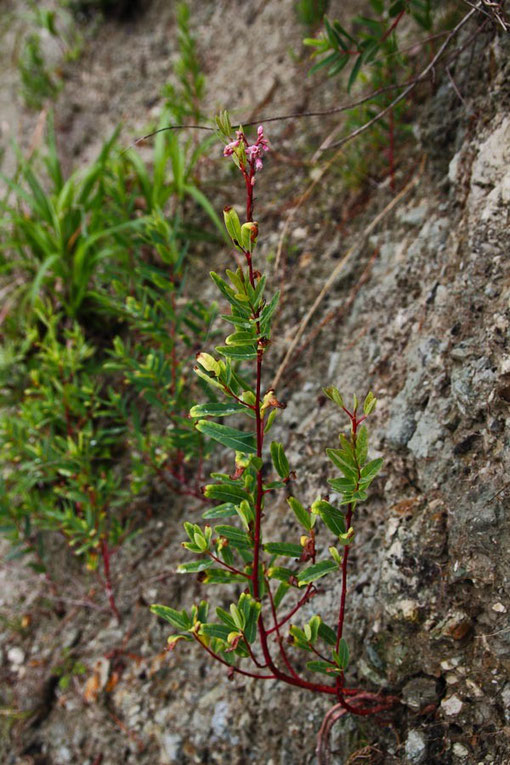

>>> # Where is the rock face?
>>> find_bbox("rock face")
[1,2,509,764]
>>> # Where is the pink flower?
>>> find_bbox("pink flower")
[223,125,269,171]
[223,139,240,157]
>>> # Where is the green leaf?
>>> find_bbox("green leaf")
[204,482,252,505]
[150,604,191,631]
[355,425,368,465]
[177,560,212,574]
[236,499,254,530]
[323,386,344,409]
[210,271,250,315]
[311,500,346,536]
[297,560,337,586]
[327,447,358,477]
[363,392,377,415]
[267,566,294,582]
[347,53,364,92]
[225,330,258,347]
[203,569,246,584]
[306,659,340,675]
[185,184,225,240]
[216,344,258,360]
[196,420,257,454]
[270,441,290,479]
[202,503,238,519]
[216,607,237,630]
[167,634,193,648]
[214,525,252,548]
[258,291,280,333]
[200,623,231,641]
[194,366,225,391]
[288,497,313,531]
[264,409,277,433]
[336,638,349,669]
[318,622,337,646]
[309,51,341,75]
[274,581,290,608]
[239,593,261,643]
[264,542,304,558]
[190,402,248,418]
[327,477,355,495]
[328,55,350,77]
[360,457,383,482]
[389,0,405,16]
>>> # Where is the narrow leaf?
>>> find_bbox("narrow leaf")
[264,542,304,558]
[150,605,191,631]
[297,560,337,586]
[196,420,257,454]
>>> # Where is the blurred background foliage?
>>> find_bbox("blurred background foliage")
[0,2,218,590]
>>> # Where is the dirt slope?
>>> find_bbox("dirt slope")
[1,2,509,763]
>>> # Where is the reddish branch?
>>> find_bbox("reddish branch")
[100,538,121,623]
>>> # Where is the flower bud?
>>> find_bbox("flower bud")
[240,221,258,253]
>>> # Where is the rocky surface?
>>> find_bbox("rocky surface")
[0,1,509,764]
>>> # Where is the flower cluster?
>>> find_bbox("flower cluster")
[223,125,270,173]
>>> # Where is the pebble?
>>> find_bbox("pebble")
[441,695,463,716]
[405,730,427,763]
[402,677,438,711]
[7,646,24,665]
[453,743,469,758]
[160,732,182,762]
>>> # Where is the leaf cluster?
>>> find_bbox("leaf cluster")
[161,2,206,124]
[151,164,384,680]
[0,40,219,580]
[303,0,439,187]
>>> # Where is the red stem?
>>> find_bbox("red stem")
[379,8,406,46]
[266,584,315,635]
[193,634,275,680]
[208,551,249,578]
[101,538,121,623]
[266,577,303,681]
[335,414,359,691]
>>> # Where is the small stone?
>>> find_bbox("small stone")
[398,205,428,227]
[160,732,182,762]
[292,226,308,240]
[492,602,507,613]
[438,611,473,641]
[441,694,463,716]
[466,679,483,698]
[387,409,417,448]
[407,412,443,459]
[402,677,438,711]
[398,599,420,622]
[7,646,24,665]
[405,730,427,763]
[450,341,473,361]
[453,743,469,758]
[501,684,510,723]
